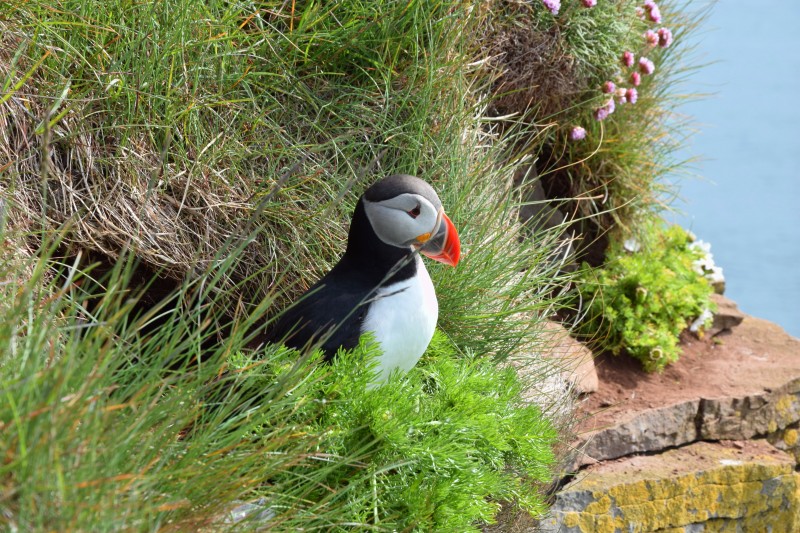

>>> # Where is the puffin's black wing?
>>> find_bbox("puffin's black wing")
[264,267,374,361]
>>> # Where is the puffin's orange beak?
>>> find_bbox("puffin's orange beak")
[419,211,460,267]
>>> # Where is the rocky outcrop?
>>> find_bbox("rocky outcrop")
[543,440,800,533]
[542,303,800,532]
[575,400,699,467]
[707,293,745,336]
[540,320,598,395]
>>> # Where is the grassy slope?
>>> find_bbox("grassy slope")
[0,0,708,529]
[1,0,573,530]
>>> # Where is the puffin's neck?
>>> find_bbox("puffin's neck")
[340,199,418,284]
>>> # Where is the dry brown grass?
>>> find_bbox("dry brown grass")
[0,0,599,307]
[0,22,349,309]
[477,2,588,122]
[486,23,583,121]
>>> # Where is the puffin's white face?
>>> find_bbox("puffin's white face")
[363,192,441,249]
[360,175,460,266]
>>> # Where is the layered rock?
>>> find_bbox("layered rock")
[539,303,800,532]
[543,440,800,533]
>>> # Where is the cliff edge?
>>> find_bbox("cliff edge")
[541,295,800,532]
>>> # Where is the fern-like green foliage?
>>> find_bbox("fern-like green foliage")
[228,332,556,530]
[577,222,716,372]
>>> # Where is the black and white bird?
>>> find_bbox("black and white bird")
[263,174,460,384]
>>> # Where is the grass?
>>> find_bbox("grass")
[0,0,714,528]
[487,0,712,266]
[3,0,472,290]
[0,228,320,530]
[1,0,578,529]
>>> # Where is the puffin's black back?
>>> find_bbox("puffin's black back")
[262,193,418,359]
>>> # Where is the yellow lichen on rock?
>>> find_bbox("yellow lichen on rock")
[784,428,798,447]
[541,441,800,533]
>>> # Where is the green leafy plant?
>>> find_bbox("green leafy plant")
[576,221,716,371]
[228,332,557,531]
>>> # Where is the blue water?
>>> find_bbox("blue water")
[669,0,800,337]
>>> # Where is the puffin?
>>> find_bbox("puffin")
[264,174,460,384]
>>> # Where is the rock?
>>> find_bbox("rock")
[226,498,275,526]
[698,378,800,440]
[712,276,726,294]
[573,377,800,467]
[539,321,598,395]
[768,421,800,463]
[572,316,800,465]
[707,293,745,336]
[542,440,800,533]
[515,167,565,234]
[575,400,700,467]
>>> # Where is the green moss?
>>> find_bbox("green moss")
[577,221,716,372]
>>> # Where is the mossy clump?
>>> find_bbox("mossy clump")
[228,332,557,530]
[576,222,716,372]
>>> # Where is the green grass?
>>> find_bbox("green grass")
[1,0,576,529]
[0,0,715,528]
[2,0,478,288]
[0,231,319,530]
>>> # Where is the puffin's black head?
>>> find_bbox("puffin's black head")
[360,174,460,267]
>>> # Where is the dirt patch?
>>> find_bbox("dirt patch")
[575,316,800,435]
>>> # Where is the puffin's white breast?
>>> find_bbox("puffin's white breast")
[361,256,438,384]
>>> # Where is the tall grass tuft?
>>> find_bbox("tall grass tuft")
[481,0,712,271]
[0,224,328,529]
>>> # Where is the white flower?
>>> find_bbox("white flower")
[688,239,711,255]
[706,265,725,285]
[623,238,641,253]
[690,307,714,333]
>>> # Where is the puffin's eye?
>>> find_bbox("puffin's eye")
[407,205,421,219]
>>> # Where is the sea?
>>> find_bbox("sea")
[668,0,800,337]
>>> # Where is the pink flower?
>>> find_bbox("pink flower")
[582,0,597,7]
[625,87,638,104]
[644,29,659,47]
[648,4,662,23]
[621,51,635,68]
[570,126,587,141]
[594,98,616,121]
[639,57,655,75]
[542,0,560,15]
[630,71,641,86]
[602,81,616,94]
[658,27,673,47]
[644,0,661,24]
